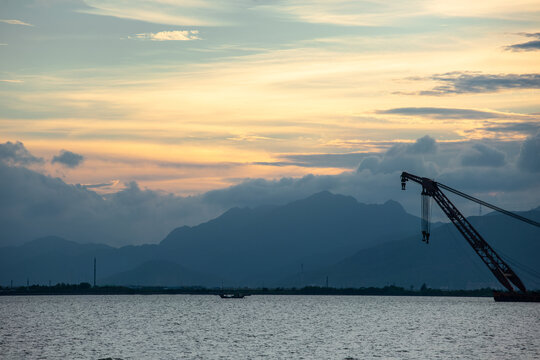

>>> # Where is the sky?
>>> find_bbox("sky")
[1,0,539,246]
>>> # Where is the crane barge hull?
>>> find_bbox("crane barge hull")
[493,291,540,302]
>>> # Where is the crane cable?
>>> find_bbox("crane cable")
[437,182,540,282]
[493,246,540,284]
[443,221,494,285]
[437,182,540,228]
[443,217,540,288]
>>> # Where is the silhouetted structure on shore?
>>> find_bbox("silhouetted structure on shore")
[401,171,540,302]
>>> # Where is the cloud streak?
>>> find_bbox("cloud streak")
[256,0,540,26]
[378,107,511,120]
[415,72,540,95]
[483,122,540,135]
[82,0,228,26]
[256,1,412,26]
[267,152,371,169]
[0,19,33,26]
[506,32,540,51]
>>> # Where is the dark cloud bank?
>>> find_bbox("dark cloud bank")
[484,121,540,135]
[460,144,505,167]
[517,132,540,172]
[0,141,43,166]
[379,108,539,137]
[1,136,539,247]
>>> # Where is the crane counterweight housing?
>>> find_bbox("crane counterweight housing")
[400,171,540,302]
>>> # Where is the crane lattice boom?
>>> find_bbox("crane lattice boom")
[400,172,532,293]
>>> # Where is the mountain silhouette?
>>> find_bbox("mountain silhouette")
[1,192,538,289]
[157,191,419,285]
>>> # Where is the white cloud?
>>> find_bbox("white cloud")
[132,30,200,41]
[0,19,34,26]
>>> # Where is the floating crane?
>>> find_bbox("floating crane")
[400,171,540,302]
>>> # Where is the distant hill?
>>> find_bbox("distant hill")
[157,191,420,285]
[0,236,114,285]
[102,260,223,287]
[0,235,164,285]
[297,209,540,290]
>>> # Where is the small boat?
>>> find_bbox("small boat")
[219,293,247,299]
[493,291,540,302]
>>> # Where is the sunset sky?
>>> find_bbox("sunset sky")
[1,1,539,245]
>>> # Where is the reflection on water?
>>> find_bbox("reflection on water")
[1,295,539,359]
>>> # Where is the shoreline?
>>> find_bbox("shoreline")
[0,284,495,297]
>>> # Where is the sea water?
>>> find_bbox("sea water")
[1,295,539,359]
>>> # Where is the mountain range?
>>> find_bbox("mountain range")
[1,191,539,290]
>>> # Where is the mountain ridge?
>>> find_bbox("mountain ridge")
[1,191,538,290]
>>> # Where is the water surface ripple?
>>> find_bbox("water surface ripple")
[1,295,539,359]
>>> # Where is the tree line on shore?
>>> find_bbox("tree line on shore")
[0,282,494,297]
